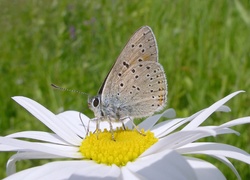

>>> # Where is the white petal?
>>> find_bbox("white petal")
[12,96,81,145]
[217,105,231,112]
[152,105,231,138]
[142,129,215,157]
[211,127,240,136]
[7,152,63,176]
[152,118,185,137]
[7,131,70,145]
[183,91,244,130]
[120,167,145,179]
[4,166,41,180]
[219,117,250,129]
[5,160,120,180]
[177,142,250,164]
[127,149,197,180]
[0,144,18,151]
[210,155,241,180]
[57,111,89,138]
[152,109,205,138]
[99,121,124,131]
[71,164,120,179]
[186,157,226,180]
[0,137,82,158]
[138,109,176,130]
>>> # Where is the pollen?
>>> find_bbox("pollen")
[79,128,158,166]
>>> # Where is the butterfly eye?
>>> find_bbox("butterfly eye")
[93,97,99,107]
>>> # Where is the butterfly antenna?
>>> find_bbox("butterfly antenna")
[51,83,88,96]
[79,112,87,132]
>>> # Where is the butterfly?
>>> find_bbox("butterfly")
[88,26,167,139]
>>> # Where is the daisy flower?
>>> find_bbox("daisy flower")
[1,90,250,180]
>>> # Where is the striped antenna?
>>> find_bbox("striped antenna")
[51,84,88,96]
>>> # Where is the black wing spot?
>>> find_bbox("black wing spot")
[118,73,122,77]
[141,49,145,53]
[139,44,142,47]
[146,66,150,69]
[123,61,129,68]
[137,87,140,91]
[135,75,139,79]
[138,58,143,62]
[120,83,124,87]
[131,69,135,73]
[131,44,135,48]
[139,64,143,67]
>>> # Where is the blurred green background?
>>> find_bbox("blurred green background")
[0,0,250,179]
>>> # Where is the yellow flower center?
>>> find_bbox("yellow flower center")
[79,128,158,166]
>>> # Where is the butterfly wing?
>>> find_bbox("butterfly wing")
[98,26,158,95]
[99,26,167,119]
[108,61,167,118]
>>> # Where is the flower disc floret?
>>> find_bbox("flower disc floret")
[80,128,158,166]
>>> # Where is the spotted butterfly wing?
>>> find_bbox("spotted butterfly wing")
[98,26,167,120]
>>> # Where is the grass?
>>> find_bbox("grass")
[0,0,250,178]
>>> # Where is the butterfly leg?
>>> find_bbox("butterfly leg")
[85,118,91,138]
[87,117,100,139]
[108,116,116,141]
[131,119,146,136]
[121,116,145,136]
[95,118,101,139]
[122,122,126,130]
[79,112,89,138]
